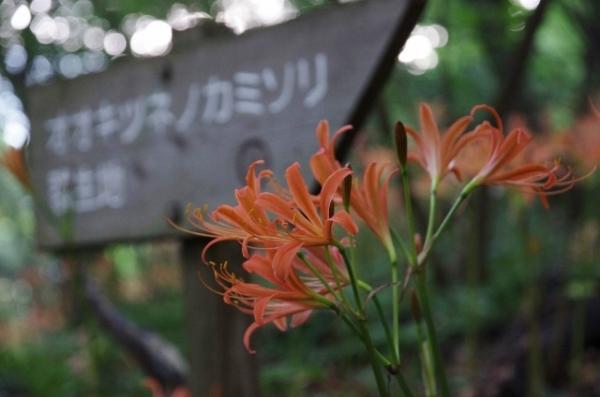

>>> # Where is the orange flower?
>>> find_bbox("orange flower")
[466,105,584,206]
[183,161,279,259]
[211,246,348,353]
[185,159,357,273]
[563,107,600,170]
[309,123,397,252]
[406,103,478,185]
[0,147,31,190]
[347,162,397,253]
[257,162,358,248]
[310,120,352,184]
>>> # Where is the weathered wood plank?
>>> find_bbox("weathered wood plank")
[28,0,424,249]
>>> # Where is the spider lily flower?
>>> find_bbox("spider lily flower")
[406,103,478,187]
[464,105,590,206]
[563,109,600,170]
[182,160,280,259]
[1,147,31,191]
[309,122,396,252]
[347,162,397,255]
[310,120,353,184]
[256,162,358,249]
[211,246,349,353]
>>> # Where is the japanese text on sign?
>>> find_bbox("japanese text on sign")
[47,160,127,215]
[44,53,328,157]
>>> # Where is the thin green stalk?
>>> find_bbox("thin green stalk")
[416,272,449,397]
[324,246,348,289]
[336,242,390,397]
[419,189,470,266]
[297,253,341,304]
[390,248,401,360]
[432,189,469,243]
[365,286,396,363]
[339,312,393,369]
[323,247,351,307]
[357,318,391,397]
[401,167,418,264]
[334,242,362,310]
[415,312,436,397]
[360,281,416,397]
[395,371,416,397]
[424,182,438,244]
[391,229,414,267]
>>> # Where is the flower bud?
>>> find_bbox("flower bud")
[414,233,423,254]
[394,121,407,168]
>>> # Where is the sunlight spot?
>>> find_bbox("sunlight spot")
[11,5,32,30]
[167,3,210,31]
[103,30,127,56]
[216,0,297,34]
[515,0,540,11]
[30,0,52,14]
[130,19,172,57]
[3,120,29,149]
[30,13,57,44]
[83,26,105,51]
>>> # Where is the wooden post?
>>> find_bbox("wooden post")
[180,238,259,397]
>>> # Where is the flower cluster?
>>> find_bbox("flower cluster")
[408,104,586,201]
[182,119,399,352]
[185,103,588,353]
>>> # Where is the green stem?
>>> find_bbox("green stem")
[391,229,414,267]
[334,242,362,310]
[415,311,436,397]
[401,167,418,265]
[361,282,395,363]
[324,246,347,289]
[323,247,351,307]
[297,253,341,303]
[432,189,469,243]
[390,248,401,360]
[416,271,449,397]
[339,313,392,368]
[424,181,438,244]
[395,371,415,397]
[419,189,470,266]
[336,242,390,397]
[360,281,415,397]
[357,319,390,397]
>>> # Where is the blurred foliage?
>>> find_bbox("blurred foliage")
[0,0,599,396]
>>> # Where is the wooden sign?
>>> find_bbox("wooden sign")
[28,0,424,248]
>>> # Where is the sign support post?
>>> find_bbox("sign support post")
[180,239,259,397]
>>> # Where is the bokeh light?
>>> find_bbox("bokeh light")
[398,23,448,75]
[10,4,31,30]
[30,13,57,44]
[216,0,297,34]
[30,0,53,14]
[103,30,127,56]
[167,3,210,31]
[515,0,541,11]
[83,26,105,51]
[4,44,27,74]
[130,19,172,57]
